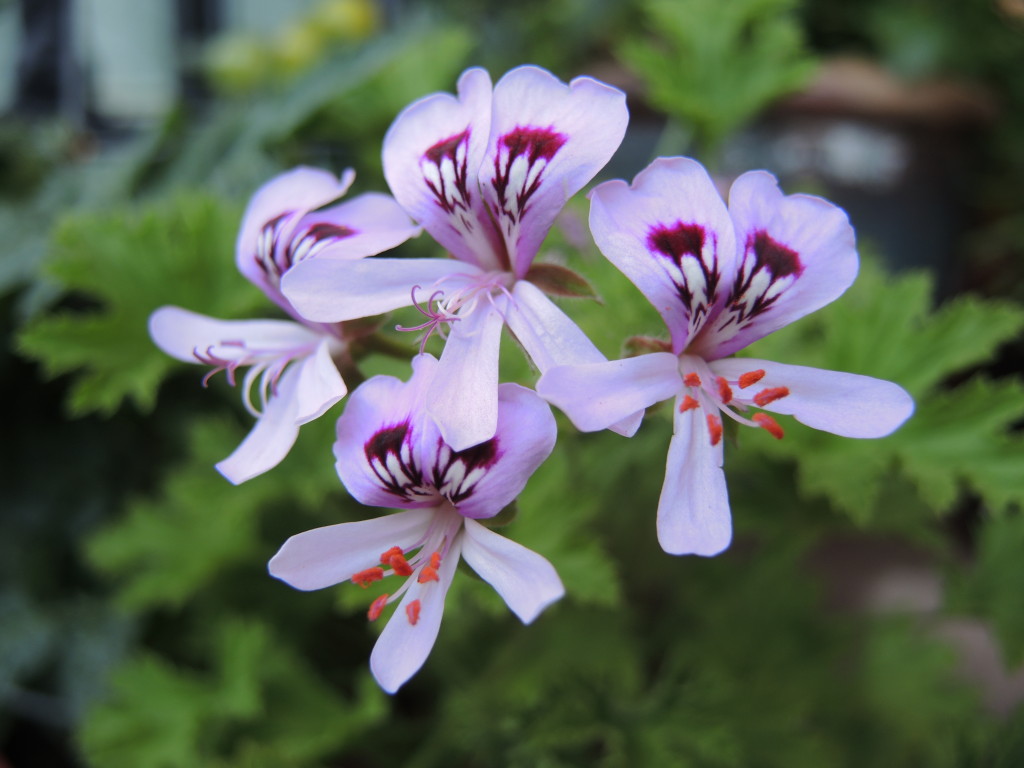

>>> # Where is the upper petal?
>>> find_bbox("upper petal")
[589,157,737,354]
[426,300,506,452]
[335,355,442,509]
[537,353,679,435]
[433,383,557,519]
[236,167,356,297]
[693,171,859,359]
[461,518,564,623]
[370,532,462,693]
[268,507,435,591]
[383,67,505,270]
[482,66,629,277]
[711,358,914,438]
[657,400,732,556]
[281,257,480,323]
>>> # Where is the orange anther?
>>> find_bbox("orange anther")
[753,413,784,440]
[351,567,384,588]
[679,395,700,412]
[379,546,403,563]
[418,565,439,583]
[683,373,702,387]
[406,599,421,625]
[367,594,389,621]
[429,551,441,569]
[738,369,765,389]
[389,553,413,576]
[753,387,790,407]
[707,414,723,446]
[716,376,733,404]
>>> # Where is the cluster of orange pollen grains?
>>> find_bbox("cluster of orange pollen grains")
[350,546,443,626]
[678,368,790,445]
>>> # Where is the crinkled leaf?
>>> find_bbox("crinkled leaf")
[525,263,601,300]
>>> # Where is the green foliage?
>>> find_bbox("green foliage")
[18,194,262,416]
[79,619,387,768]
[740,260,1024,522]
[619,0,817,155]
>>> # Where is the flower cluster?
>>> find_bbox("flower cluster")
[150,65,914,691]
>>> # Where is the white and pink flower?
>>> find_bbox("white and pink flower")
[269,355,563,693]
[538,157,914,557]
[281,65,640,452]
[149,167,419,483]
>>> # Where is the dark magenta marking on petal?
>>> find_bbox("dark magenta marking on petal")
[432,436,501,504]
[646,221,720,317]
[254,211,293,281]
[491,125,567,225]
[283,222,358,271]
[422,129,473,215]
[750,230,801,279]
[722,229,804,325]
[364,421,430,501]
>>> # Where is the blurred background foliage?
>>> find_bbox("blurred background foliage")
[3,0,1024,765]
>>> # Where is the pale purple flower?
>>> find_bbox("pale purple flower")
[281,65,641,451]
[268,354,563,693]
[149,167,419,484]
[538,157,914,557]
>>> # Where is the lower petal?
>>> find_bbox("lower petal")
[293,339,347,424]
[657,405,732,556]
[537,353,679,435]
[461,519,564,624]
[711,358,914,438]
[268,508,435,591]
[370,532,462,693]
[427,302,505,451]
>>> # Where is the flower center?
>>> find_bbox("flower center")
[396,272,514,351]
[677,355,789,445]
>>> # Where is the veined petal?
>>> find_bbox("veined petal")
[148,306,320,364]
[237,167,355,294]
[268,508,435,591]
[335,356,441,509]
[711,358,914,438]
[461,518,564,623]
[695,171,858,359]
[657,402,732,556]
[216,365,303,484]
[370,531,463,693]
[293,338,347,425]
[281,257,480,323]
[427,300,506,452]
[285,192,421,266]
[483,66,629,278]
[435,383,557,519]
[383,67,505,271]
[537,353,679,434]
[589,158,737,354]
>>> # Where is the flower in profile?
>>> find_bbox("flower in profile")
[281,65,640,451]
[149,167,419,483]
[269,355,563,693]
[538,157,914,556]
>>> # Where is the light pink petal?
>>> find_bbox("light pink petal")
[430,384,556,519]
[695,171,859,359]
[657,402,732,556]
[482,66,629,278]
[711,358,914,438]
[427,301,506,451]
[267,508,435,591]
[383,67,505,271]
[284,192,421,266]
[506,281,646,436]
[589,158,737,354]
[537,353,679,435]
[215,365,303,484]
[293,338,347,424]
[370,532,463,693]
[281,257,480,322]
[148,306,319,364]
[335,356,441,509]
[461,519,564,623]
[237,167,355,293]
